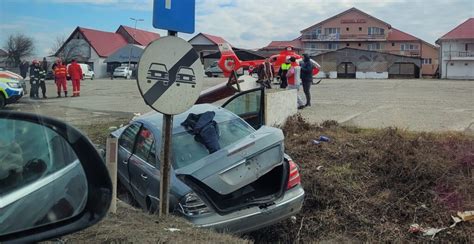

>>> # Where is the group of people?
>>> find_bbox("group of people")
[254,53,318,109]
[19,58,83,99]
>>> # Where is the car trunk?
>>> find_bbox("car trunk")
[175,126,288,214]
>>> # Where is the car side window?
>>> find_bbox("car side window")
[118,123,141,152]
[134,127,157,167]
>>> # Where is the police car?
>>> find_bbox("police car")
[0,77,24,109]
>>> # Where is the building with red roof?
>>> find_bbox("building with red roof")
[297,7,439,77]
[55,26,160,78]
[436,18,474,79]
[188,33,231,68]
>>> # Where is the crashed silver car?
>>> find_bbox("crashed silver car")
[112,88,304,233]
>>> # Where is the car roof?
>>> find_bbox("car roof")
[135,104,239,134]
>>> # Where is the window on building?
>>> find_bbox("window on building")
[358,43,361,47]
[423,58,432,64]
[392,42,395,46]
[359,27,362,31]
[346,43,350,47]
[401,43,419,51]
[328,43,339,50]
[367,43,381,50]
[368,27,385,35]
[311,43,316,49]
[346,27,349,31]
[325,28,340,35]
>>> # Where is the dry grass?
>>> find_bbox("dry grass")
[74,116,473,243]
[60,201,248,243]
[248,115,474,243]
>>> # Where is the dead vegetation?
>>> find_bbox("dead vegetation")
[247,115,474,243]
[73,116,473,243]
[60,201,248,244]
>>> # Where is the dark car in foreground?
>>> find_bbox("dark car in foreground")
[112,88,304,233]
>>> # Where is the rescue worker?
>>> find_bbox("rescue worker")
[67,59,83,97]
[286,57,305,109]
[29,60,45,99]
[300,54,314,107]
[38,61,47,99]
[53,59,68,98]
[278,56,292,89]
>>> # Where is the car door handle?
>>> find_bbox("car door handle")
[122,160,128,165]
[141,174,148,180]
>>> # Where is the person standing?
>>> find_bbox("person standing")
[19,61,29,79]
[42,57,48,72]
[286,57,305,109]
[38,61,47,98]
[67,59,83,97]
[300,54,314,107]
[53,59,68,98]
[278,56,292,89]
[29,60,43,99]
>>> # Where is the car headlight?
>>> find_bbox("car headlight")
[178,192,211,216]
[7,82,21,88]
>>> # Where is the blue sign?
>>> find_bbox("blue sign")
[153,0,195,34]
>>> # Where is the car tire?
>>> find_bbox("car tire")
[91,74,94,80]
[0,93,5,109]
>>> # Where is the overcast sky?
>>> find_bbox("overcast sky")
[0,0,472,57]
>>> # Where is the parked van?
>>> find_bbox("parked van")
[67,63,95,80]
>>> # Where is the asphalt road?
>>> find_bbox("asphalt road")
[6,77,474,133]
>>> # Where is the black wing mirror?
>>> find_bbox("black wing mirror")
[0,111,112,243]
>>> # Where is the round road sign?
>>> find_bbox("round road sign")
[137,36,203,115]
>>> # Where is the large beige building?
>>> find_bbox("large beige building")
[264,8,439,77]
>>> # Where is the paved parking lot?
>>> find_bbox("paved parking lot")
[7,77,474,133]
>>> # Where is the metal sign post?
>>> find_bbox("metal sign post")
[137,1,201,216]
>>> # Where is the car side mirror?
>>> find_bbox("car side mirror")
[0,111,112,243]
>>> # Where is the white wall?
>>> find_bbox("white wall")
[445,61,474,79]
[356,71,388,79]
[264,89,297,127]
[89,49,107,78]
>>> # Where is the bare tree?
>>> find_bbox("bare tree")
[3,34,35,67]
[50,35,66,56]
[54,37,89,63]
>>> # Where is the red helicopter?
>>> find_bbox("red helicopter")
[217,43,319,78]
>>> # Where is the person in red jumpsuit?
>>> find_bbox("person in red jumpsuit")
[67,59,83,97]
[53,59,68,98]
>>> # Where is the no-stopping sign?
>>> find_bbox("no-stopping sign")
[137,36,203,115]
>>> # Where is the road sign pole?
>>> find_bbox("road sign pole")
[158,30,178,217]
[159,114,173,216]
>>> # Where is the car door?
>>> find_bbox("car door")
[222,87,265,129]
[117,123,141,194]
[127,126,161,211]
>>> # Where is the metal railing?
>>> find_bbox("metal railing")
[301,33,386,41]
[443,51,474,58]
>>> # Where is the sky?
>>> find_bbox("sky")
[0,0,473,57]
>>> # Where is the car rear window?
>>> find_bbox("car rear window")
[172,118,253,169]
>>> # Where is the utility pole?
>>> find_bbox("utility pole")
[128,18,144,71]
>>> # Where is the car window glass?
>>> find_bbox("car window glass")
[119,123,141,152]
[172,118,253,169]
[134,127,156,166]
[224,90,261,115]
[0,119,87,236]
[148,140,159,167]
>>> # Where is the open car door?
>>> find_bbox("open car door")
[222,87,265,130]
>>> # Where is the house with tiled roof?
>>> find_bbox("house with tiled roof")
[436,18,474,79]
[259,38,304,56]
[188,33,231,68]
[55,26,160,78]
[298,7,439,77]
